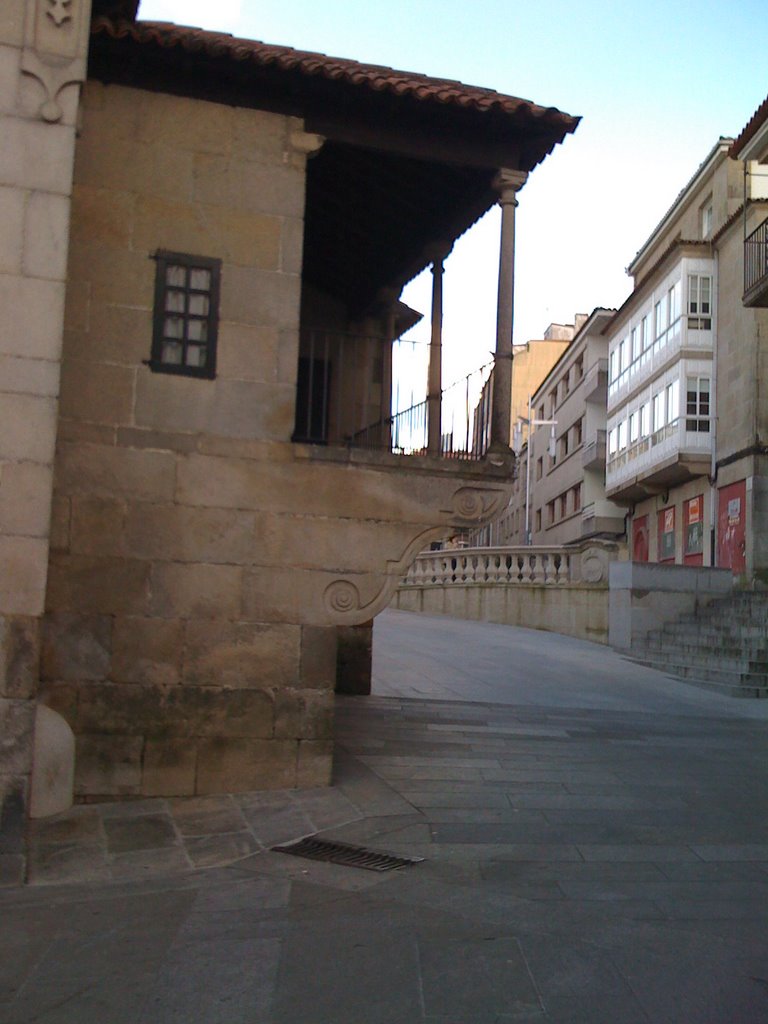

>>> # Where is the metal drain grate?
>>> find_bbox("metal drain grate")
[271,836,424,872]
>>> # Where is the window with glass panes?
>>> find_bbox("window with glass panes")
[640,403,650,437]
[629,410,638,443]
[666,379,679,423]
[652,391,665,433]
[687,274,712,329]
[686,376,710,431]
[151,252,221,378]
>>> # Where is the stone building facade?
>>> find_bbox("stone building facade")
[604,128,768,577]
[0,1,578,822]
[504,310,627,546]
[1,0,94,827]
[476,315,626,547]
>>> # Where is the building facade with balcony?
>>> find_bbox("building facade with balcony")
[0,0,579,821]
[605,131,768,575]
[496,309,626,546]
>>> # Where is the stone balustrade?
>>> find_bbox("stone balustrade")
[393,540,622,644]
[403,546,573,587]
[403,539,619,589]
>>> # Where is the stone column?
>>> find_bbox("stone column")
[426,245,451,456]
[377,287,399,450]
[491,169,528,448]
[0,0,92,843]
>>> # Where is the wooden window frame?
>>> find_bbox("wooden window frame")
[149,250,221,380]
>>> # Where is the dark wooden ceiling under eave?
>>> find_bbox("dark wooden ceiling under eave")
[87,17,579,318]
[304,141,495,316]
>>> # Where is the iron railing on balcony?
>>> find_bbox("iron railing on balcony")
[293,330,494,460]
[744,217,768,301]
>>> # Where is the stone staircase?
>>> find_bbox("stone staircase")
[628,591,768,698]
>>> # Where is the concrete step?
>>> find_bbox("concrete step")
[661,620,768,638]
[625,654,768,697]
[630,645,768,674]
[638,636,768,661]
[675,610,768,629]
[628,590,768,698]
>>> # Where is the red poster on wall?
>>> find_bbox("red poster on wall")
[717,481,746,573]
[684,494,704,565]
[632,515,649,562]
[658,507,675,562]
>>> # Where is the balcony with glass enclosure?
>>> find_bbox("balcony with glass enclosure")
[606,259,714,414]
[605,371,713,501]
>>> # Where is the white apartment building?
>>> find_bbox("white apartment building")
[605,129,768,574]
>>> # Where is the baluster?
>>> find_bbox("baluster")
[493,552,505,585]
[413,557,422,586]
[529,554,542,584]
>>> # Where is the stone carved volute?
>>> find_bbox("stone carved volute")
[447,486,508,523]
[21,0,91,123]
[578,546,609,584]
[322,528,445,625]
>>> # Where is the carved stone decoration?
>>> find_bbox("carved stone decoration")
[288,130,325,157]
[47,0,73,27]
[580,548,607,584]
[21,0,90,123]
[447,486,508,523]
[324,579,362,616]
[322,527,446,625]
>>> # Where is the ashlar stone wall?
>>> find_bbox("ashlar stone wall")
[1,0,90,821]
[715,211,768,578]
[44,81,336,797]
[45,80,515,800]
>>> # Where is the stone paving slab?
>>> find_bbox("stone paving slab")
[4,612,768,1021]
[22,786,366,886]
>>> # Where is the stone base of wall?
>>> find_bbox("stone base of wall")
[336,622,373,695]
[1,614,41,834]
[608,562,733,650]
[39,614,337,799]
[392,584,609,644]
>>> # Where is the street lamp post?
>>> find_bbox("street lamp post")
[512,395,557,545]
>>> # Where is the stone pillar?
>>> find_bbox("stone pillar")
[0,0,91,829]
[335,621,373,696]
[491,169,528,448]
[377,288,399,451]
[426,245,451,456]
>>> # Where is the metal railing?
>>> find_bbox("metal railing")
[293,329,494,460]
[744,217,768,298]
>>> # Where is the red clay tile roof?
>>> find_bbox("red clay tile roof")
[90,17,579,134]
[731,95,768,158]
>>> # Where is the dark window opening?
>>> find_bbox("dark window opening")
[150,251,221,379]
[293,356,332,443]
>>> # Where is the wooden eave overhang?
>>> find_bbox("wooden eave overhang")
[87,17,579,315]
[731,94,768,162]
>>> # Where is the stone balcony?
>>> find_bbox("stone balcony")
[582,429,606,470]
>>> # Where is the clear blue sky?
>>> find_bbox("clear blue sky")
[138,0,766,383]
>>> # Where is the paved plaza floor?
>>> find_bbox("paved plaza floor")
[2,609,768,1022]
